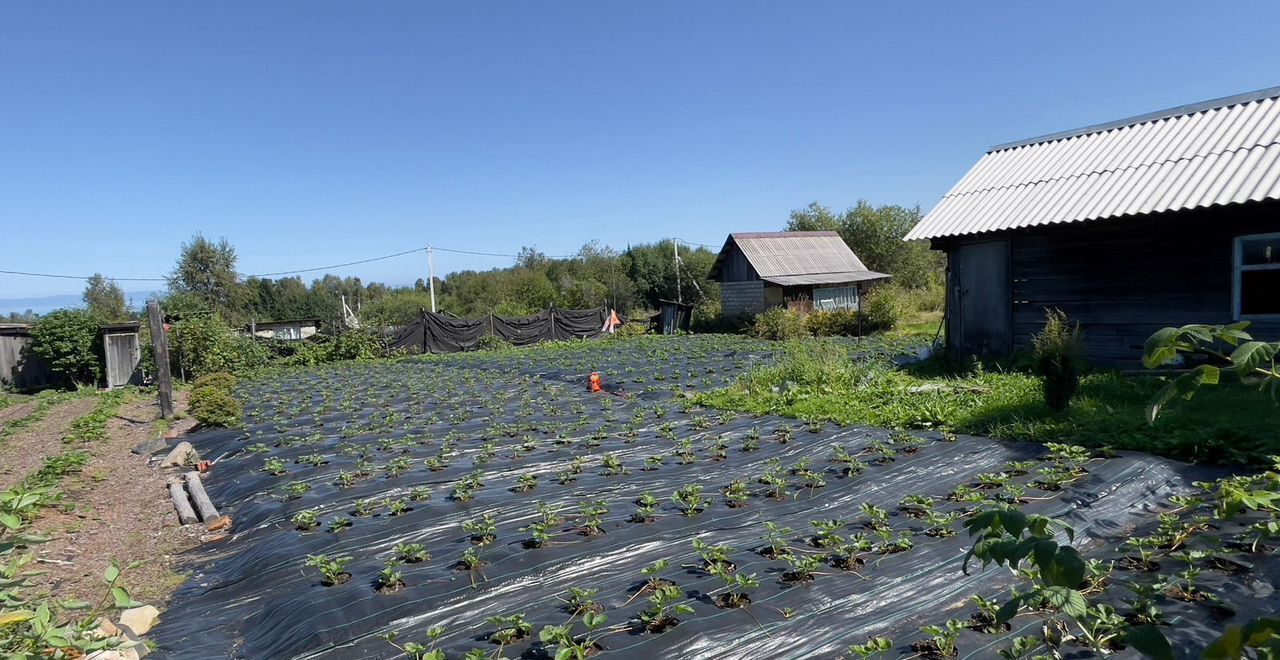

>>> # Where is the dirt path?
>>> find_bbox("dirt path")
[22,393,203,605]
[0,398,38,426]
[0,397,98,490]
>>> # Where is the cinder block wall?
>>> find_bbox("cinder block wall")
[721,281,765,317]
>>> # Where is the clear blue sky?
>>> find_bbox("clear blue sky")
[3,1,1279,305]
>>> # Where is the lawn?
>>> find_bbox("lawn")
[697,339,1280,466]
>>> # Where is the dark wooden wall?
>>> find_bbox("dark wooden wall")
[713,243,759,282]
[937,199,1280,365]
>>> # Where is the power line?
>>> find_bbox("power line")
[0,269,166,282]
[0,237,721,283]
[243,247,427,277]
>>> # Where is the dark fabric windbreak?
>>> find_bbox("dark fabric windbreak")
[491,310,552,347]
[387,307,610,354]
[551,307,608,341]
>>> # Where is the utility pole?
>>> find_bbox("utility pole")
[672,239,682,304]
[427,245,437,313]
[146,300,174,420]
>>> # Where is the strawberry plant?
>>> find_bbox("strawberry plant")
[758,522,793,559]
[672,485,707,516]
[305,554,352,586]
[327,516,352,533]
[383,626,446,660]
[377,560,406,593]
[639,585,692,633]
[395,542,430,563]
[847,637,893,659]
[911,620,964,658]
[462,513,498,546]
[723,480,750,508]
[538,611,607,659]
[291,509,320,531]
[781,552,821,583]
[486,613,532,646]
[631,493,659,523]
[708,563,757,608]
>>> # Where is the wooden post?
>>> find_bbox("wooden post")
[146,301,175,420]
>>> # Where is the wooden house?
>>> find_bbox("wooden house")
[707,231,888,317]
[906,86,1280,365]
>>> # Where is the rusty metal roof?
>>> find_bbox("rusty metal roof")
[707,231,888,284]
[905,85,1280,240]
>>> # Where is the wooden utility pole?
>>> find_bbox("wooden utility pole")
[146,300,175,420]
[673,239,682,304]
[427,245,437,313]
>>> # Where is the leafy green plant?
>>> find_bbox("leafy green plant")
[639,585,692,633]
[1031,308,1085,412]
[304,554,353,586]
[29,309,102,386]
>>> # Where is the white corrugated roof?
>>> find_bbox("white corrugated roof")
[707,231,889,284]
[905,86,1280,240]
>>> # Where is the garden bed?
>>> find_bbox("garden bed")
[150,336,1275,658]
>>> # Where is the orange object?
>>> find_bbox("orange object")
[588,372,602,393]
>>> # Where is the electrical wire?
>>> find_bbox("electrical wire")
[0,236,720,282]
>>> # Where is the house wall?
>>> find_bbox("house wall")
[937,200,1280,365]
[721,281,765,317]
[715,245,759,282]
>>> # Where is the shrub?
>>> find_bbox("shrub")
[29,309,103,386]
[615,321,649,338]
[804,310,861,337]
[171,314,269,378]
[1031,308,1085,412]
[191,372,236,392]
[749,308,808,341]
[189,373,242,427]
[474,334,512,352]
[859,285,904,333]
[331,328,385,361]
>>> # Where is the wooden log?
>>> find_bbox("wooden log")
[146,301,174,420]
[168,478,198,525]
[183,471,220,522]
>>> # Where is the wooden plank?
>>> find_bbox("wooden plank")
[146,301,174,419]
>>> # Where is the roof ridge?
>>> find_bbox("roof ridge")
[943,139,1280,199]
[989,85,1280,152]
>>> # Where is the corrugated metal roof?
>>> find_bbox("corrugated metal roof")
[905,86,1280,240]
[708,231,888,283]
[762,271,889,286]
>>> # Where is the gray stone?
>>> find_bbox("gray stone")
[117,605,160,636]
[159,441,196,468]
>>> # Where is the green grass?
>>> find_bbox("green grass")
[697,339,1280,466]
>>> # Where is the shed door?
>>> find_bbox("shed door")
[104,333,141,389]
[951,240,1010,359]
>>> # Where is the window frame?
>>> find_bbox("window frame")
[1233,231,1280,319]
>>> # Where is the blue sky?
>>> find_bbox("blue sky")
[3,1,1279,308]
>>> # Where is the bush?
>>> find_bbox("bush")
[474,334,512,352]
[189,384,242,427]
[859,285,904,333]
[804,310,861,337]
[331,328,385,361]
[749,308,809,341]
[1031,308,1085,412]
[615,321,649,338]
[191,372,236,392]
[29,309,103,386]
[171,314,269,378]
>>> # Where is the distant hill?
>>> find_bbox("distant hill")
[0,290,158,317]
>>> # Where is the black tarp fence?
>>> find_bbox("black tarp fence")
[387,306,611,354]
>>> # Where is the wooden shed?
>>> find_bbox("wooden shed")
[0,324,56,391]
[906,86,1280,365]
[707,231,889,317]
[248,318,320,341]
[101,322,142,389]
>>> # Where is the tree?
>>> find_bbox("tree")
[29,308,102,385]
[168,234,242,320]
[787,201,944,289]
[83,274,129,321]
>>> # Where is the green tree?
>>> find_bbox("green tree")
[787,201,943,289]
[82,274,129,321]
[29,308,102,385]
[168,234,243,320]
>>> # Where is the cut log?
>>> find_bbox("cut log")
[168,478,198,525]
[183,471,220,522]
